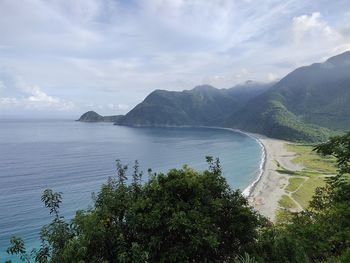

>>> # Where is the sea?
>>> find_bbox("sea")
[0,119,263,262]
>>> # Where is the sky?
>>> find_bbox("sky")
[0,0,350,117]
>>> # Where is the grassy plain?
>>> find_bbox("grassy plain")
[277,144,336,212]
[278,195,297,209]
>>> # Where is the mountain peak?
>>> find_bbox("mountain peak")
[325,51,350,66]
[79,111,102,121]
[78,111,123,122]
[191,84,217,92]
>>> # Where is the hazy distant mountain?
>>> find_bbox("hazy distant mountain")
[78,111,123,122]
[226,51,350,142]
[115,82,272,127]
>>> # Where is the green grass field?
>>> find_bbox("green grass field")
[285,144,337,173]
[285,177,305,192]
[292,176,326,208]
[276,144,336,214]
[278,194,298,209]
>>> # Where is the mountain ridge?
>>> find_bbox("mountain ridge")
[80,51,350,142]
[116,81,273,127]
[226,51,350,141]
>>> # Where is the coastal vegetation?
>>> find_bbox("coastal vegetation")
[292,176,326,209]
[5,132,350,262]
[285,178,305,192]
[285,144,337,173]
[278,195,298,210]
[277,144,337,213]
[276,143,336,213]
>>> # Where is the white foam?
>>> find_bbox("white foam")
[242,135,266,197]
[171,126,267,197]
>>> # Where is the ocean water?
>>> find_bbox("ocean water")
[0,119,262,262]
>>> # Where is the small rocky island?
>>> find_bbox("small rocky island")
[77,111,123,122]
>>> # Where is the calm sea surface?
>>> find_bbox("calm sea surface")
[0,119,262,262]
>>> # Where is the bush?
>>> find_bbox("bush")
[7,157,263,263]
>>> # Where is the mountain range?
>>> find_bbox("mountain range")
[226,51,350,141]
[117,81,272,127]
[79,51,350,142]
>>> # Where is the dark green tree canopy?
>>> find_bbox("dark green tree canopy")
[7,158,263,263]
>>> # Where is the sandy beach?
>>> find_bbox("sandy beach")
[193,127,303,221]
[247,134,303,221]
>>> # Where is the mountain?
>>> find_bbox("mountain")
[85,51,350,142]
[116,82,272,126]
[226,51,350,142]
[77,111,123,122]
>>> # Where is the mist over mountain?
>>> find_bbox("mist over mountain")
[81,51,350,142]
[115,81,272,127]
[227,51,350,141]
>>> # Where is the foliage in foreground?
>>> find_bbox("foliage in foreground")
[6,157,263,263]
[5,132,350,262]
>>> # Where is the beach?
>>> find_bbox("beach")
[246,134,303,221]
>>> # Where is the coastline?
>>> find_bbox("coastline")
[194,126,301,221]
[107,123,301,221]
[133,125,301,221]
[211,128,266,197]
[241,133,266,198]
[245,133,303,221]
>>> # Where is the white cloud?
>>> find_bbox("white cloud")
[0,1,350,116]
[117,104,129,110]
[235,68,249,79]
[267,73,278,81]
[0,69,75,111]
[107,103,115,109]
[292,12,339,43]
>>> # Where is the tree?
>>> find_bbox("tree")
[315,131,350,175]
[129,162,262,262]
[7,157,263,262]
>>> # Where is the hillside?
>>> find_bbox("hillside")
[85,51,350,142]
[226,51,350,142]
[77,111,123,122]
[116,82,272,126]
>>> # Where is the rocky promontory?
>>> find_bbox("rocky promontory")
[77,111,123,122]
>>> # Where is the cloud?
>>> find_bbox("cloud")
[117,104,129,110]
[106,103,129,110]
[292,12,339,43]
[0,1,350,116]
[267,73,278,82]
[0,69,75,111]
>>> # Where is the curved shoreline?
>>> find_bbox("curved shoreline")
[150,125,269,198]
[116,124,295,220]
[199,127,267,197]
[241,133,266,197]
[199,127,299,221]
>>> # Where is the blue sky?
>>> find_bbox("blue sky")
[0,0,349,117]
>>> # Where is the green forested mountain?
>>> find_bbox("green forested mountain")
[116,82,272,126]
[77,111,123,122]
[113,51,350,142]
[227,51,350,142]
